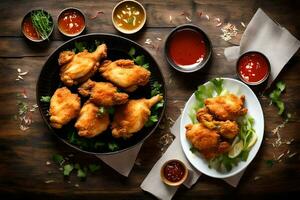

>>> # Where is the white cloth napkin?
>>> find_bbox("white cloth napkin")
[224,8,300,86]
[96,143,142,177]
[141,115,244,200]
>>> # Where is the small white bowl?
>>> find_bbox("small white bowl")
[112,0,146,34]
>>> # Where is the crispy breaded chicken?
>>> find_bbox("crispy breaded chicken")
[185,123,220,151]
[49,87,81,129]
[59,44,107,86]
[78,79,128,106]
[185,123,231,159]
[75,102,110,138]
[205,93,247,121]
[196,108,239,139]
[111,95,163,139]
[99,59,151,92]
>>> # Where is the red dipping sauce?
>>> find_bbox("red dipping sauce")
[163,160,186,183]
[58,9,85,36]
[23,17,40,40]
[168,29,207,68]
[237,52,270,84]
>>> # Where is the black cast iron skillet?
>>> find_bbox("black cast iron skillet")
[36,33,166,155]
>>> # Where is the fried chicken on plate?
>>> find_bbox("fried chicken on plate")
[99,59,151,92]
[49,87,81,129]
[111,95,163,139]
[205,93,247,121]
[78,79,128,106]
[75,102,110,138]
[196,107,239,139]
[185,123,231,159]
[59,44,107,86]
[186,93,248,159]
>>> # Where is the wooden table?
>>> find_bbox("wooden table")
[0,0,299,199]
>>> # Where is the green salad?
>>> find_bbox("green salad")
[189,78,257,172]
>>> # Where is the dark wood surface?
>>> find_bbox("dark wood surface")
[0,0,299,199]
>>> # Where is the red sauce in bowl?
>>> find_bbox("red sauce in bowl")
[23,17,40,40]
[58,9,85,36]
[237,52,270,84]
[163,160,186,183]
[168,29,207,68]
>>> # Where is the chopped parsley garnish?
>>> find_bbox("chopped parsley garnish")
[108,142,119,151]
[52,154,64,166]
[63,164,74,176]
[128,47,149,69]
[151,81,162,96]
[40,95,51,103]
[88,164,101,173]
[190,147,198,153]
[269,81,286,115]
[145,115,158,127]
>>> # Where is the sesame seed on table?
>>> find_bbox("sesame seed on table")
[0,0,299,199]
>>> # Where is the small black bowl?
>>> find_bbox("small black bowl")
[21,9,54,42]
[236,51,271,86]
[164,24,212,73]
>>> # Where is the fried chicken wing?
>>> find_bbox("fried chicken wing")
[75,102,110,138]
[59,44,107,86]
[111,95,163,139]
[215,120,239,139]
[205,94,247,121]
[185,123,231,159]
[196,108,239,139]
[99,59,151,92]
[78,79,128,106]
[185,123,220,151]
[49,87,81,129]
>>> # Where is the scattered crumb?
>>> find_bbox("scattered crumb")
[45,180,55,184]
[205,14,210,20]
[241,22,246,28]
[185,16,192,22]
[46,161,51,165]
[74,184,80,187]
[254,176,261,181]
[169,15,172,23]
[220,23,238,41]
[156,37,162,41]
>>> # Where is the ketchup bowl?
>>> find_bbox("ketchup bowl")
[236,51,271,86]
[160,159,188,186]
[164,24,212,73]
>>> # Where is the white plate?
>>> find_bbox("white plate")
[180,78,264,178]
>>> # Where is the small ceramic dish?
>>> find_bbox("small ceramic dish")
[236,51,271,86]
[112,0,146,34]
[57,7,86,37]
[160,159,188,186]
[164,24,212,73]
[21,9,54,42]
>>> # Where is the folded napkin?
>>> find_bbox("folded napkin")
[141,115,244,200]
[224,8,300,86]
[96,143,142,177]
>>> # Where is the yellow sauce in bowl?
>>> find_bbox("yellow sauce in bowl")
[112,0,146,34]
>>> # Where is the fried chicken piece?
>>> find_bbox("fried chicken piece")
[196,107,239,139]
[111,95,163,139]
[59,44,107,86]
[205,94,248,121]
[215,120,239,139]
[185,123,220,151]
[75,102,110,138]
[99,59,151,92]
[186,123,232,159]
[78,79,128,106]
[49,87,81,129]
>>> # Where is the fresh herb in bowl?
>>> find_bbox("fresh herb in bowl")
[22,9,53,42]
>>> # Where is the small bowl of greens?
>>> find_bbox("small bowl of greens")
[21,9,54,42]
